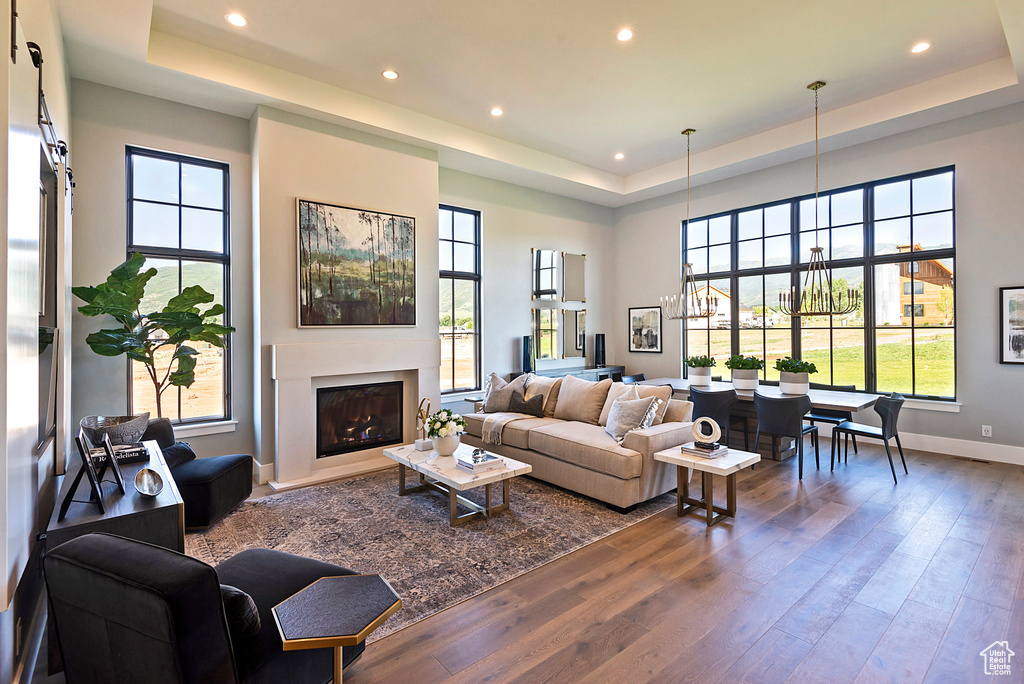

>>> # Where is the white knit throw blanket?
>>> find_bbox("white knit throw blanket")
[481,412,530,445]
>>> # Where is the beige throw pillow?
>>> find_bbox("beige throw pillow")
[632,384,674,424]
[598,382,634,426]
[484,374,528,413]
[525,375,563,418]
[553,375,612,425]
[604,395,659,443]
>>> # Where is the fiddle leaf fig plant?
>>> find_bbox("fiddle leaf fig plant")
[72,252,235,418]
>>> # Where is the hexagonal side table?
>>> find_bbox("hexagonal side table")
[272,574,402,683]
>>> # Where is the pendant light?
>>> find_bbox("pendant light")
[664,128,718,320]
[778,81,859,317]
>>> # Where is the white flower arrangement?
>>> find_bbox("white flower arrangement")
[426,408,467,439]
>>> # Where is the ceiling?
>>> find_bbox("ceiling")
[57,0,1024,207]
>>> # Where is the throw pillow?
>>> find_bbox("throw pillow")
[220,584,261,640]
[604,395,658,443]
[484,374,528,413]
[509,389,545,417]
[598,382,635,426]
[553,375,612,425]
[163,441,197,469]
[632,384,674,424]
[483,372,505,404]
[524,375,562,417]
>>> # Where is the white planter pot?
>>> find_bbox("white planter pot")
[731,368,760,391]
[433,434,461,457]
[689,366,712,387]
[779,371,810,395]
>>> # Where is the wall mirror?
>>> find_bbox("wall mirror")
[532,308,560,360]
[532,248,558,300]
[563,253,586,303]
[563,309,585,358]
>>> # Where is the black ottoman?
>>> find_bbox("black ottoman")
[171,453,253,529]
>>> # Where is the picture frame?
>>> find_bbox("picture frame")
[57,429,107,522]
[999,286,1024,364]
[629,306,662,353]
[97,433,127,495]
[297,198,416,327]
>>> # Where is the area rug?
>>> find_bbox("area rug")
[186,469,674,641]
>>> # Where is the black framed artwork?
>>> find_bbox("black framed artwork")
[1000,286,1024,364]
[98,433,127,495]
[57,429,107,522]
[629,306,662,353]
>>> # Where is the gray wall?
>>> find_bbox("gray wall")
[69,80,255,459]
[613,102,1024,447]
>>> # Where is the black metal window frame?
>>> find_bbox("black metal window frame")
[439,204,482,394]
[125,145,232,423]
[683,165,956,401]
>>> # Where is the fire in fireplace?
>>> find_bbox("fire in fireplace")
[316,381,403,458]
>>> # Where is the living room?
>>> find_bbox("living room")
[1,1,1023,682]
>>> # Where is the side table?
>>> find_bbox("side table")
[653,447,760,526]
[273,574,401,683]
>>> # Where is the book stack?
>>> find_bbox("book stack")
[89,443,149,465]
[456,451,505,474]
[680,441,728,459]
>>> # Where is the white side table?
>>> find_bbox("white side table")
[653,447,760,526]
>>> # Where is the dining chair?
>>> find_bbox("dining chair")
[621,373,646,384]
[752,392,818,479]
[689,387,750,451]
[831,392,907,484]
[805,383,859,457]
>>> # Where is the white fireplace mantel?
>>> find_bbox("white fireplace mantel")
[270,339,440,490]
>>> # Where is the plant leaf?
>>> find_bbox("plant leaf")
[165,285,214,313]
[168,353,197,388]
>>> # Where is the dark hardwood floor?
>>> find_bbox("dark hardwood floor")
[345,442,1024,684]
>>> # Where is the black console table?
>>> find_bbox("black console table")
[511,365,625,382]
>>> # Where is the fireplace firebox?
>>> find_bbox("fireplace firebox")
[316,381,403,458]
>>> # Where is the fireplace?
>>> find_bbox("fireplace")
[316,381,403,458]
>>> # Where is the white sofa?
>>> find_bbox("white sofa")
[463,379,693,510]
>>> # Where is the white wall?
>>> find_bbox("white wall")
[439,168,616,390]
[69,80,255,459]
[614,102,1024,448]
[253,107,440,468]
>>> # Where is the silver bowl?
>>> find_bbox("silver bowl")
[81,413,150,446]
[134,468,164,497]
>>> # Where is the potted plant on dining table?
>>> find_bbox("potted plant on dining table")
[774,356,818,395]
[725,355,765,391]
[685,355,716,387]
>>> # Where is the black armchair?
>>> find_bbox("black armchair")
[689,387,750,451]
[753,392,818,479]
[142,418,253,529]
[831,392,907,484]
[43,533,365,683]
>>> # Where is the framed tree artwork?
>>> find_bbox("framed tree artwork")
[628,306,662,353]
[999,286,1024,364]
[297,199,416,326]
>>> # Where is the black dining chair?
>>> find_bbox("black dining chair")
[831,392,907,484]
[689,387,750,451]
[752,392,818,479]
[806,383,859,457]
[621,373,646,384]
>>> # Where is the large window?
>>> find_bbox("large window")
[684,167,955,399]
[127,147,231,423]
[439,205,481,393]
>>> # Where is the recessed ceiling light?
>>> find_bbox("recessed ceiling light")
[614,153,625,160]
[911,42,931,53]
[490,107,503,117]
[382,69,399,80]
[225,13,248,27]
[617,28,634,42]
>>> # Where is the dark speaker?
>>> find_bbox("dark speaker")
[523,335,534,374]
[594,333,606,367]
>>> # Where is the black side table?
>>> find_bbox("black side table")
[273,574,401,683]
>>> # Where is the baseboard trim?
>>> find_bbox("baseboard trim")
[253,460,274,485]
[268,456,396,492]
[820,425,1024,467]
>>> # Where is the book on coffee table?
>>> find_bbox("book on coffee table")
[456,452,505,473]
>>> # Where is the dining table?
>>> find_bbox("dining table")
[639,377,881,461]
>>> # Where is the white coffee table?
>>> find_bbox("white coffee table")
[383,443,532,527]
[653,447,760,526]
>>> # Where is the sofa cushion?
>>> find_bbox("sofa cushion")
[605,395,658,442]
[464,412,486,438]
[509,390,545,417]
[498,417,565,449]
[524,375,563,417]
[529,422,642,479]
[484,374,528,413]
[553,375,612,425]
[599,383,673,426]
